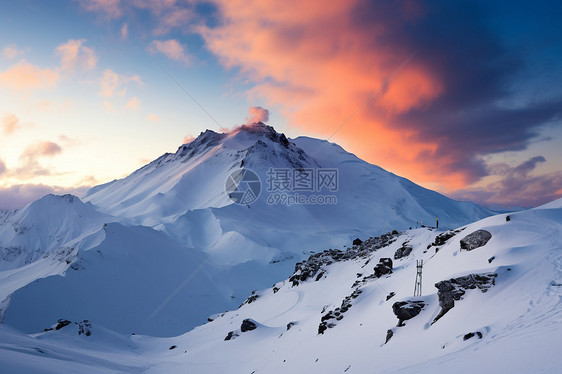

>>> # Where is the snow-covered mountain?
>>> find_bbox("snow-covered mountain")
[1,198,560,373]
[0,122,495,337]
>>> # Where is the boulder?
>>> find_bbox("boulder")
[374,263,392,278]
[460,230,492,251]
[353,238,363,246]
[241,319,257,332]
[394,243,413,260]
[379,257,393,269]
[433,273,497,323]
[392,300,425,326]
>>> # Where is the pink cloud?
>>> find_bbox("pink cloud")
[121,23,129,39]
[245,106,269,124]
[100,69,142,97]
[0,184,91,210]
[148,39,190,64]
[124,96,141,110]
[79,0,122,19]
[2,45,24,59]
[0,59,59,90]
[147,113,161,122]
[55,39,98,71]
[183,134,195,144]
[2,113,21,135]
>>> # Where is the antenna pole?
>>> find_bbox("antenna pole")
[414,259,423,297]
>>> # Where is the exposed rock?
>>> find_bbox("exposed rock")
[353,238,363,246]
[463,331,483,340]
[379,258,393,269]
[374,263,392,278]
[392,300,425,326]
[386,292,396,301]
[55,319,72,330]
[224,331,238,341]
[240,291,260,307]
[488,256,495,264]
[241,319,257,332]
[433,273,497,324]
[286,322,296,331]
[169,345,177,350]
[290,232,398,286]
[394,243,413,260]
[460,230,492,251]
[506,215,511,222]
[385,329,394,344]
[318,289,362,333]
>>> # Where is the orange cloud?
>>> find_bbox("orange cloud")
[245,106,269,124]
[0,59,59,90]
[2,113,21,135]
[2,45,24,59]
[199,0,450,188]
[79,0,122,19]
[124,96,141,110]
[183,135,195,144]
[100,68,142,97]
[148,39,190,64]
[55,39,98,71]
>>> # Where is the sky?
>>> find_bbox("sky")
[0,0,561,210]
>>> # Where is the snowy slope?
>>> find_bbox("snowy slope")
[0,123,495,338]
[0,199,560,373]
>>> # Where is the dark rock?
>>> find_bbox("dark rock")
[433,273,497,324]
[169,345,177,350]
[463,331,483,341]
[374,263,392,278]
[460,230,492,251]
[239,291,259,307]
[506,215,511,222]
[385,329,394,344]
[315,271,325,281]
[386,292,396,301]
[392,300,425,326]
[286,322,296,331]
[392,230,399,235]
[488,256,495,264]
[353,238,363,246]
[55,319,72,330]
[224,331,238,341]
[241,319,257,332]
[394,243,413,260]
[273,286,280,293]
[379,258,393,269]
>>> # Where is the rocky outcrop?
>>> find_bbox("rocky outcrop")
[241,319,257,332]
[433,273,497,324]
[290,232,398,286]
[460,230,492,251]
[392,300,425,326]
[394,243,413,260]
[374,258,393,278]
[318,289,363,334]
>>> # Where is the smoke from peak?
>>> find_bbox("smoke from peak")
[245,106,269,125]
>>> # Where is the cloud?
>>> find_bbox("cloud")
[183,134,195,144]
[0,158,6,175]
[3,45,24,59]
[124,96,141,110]
[450,156,562,207]
[2,113,21,135]
[148,39,190,64]
[78,0,122,19]
[0,59,59,90]
[198,0,562,194]
[121,23,128,39]
[147,113,161,122]
[0,184,91,210]
[99,68,142,97]
[13,141,64,179]
[55,39,98,71]
[245,106,269,124]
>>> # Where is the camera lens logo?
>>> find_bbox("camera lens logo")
[225,169,261,205]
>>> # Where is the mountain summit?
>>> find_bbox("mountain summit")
[1,123,493,336]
